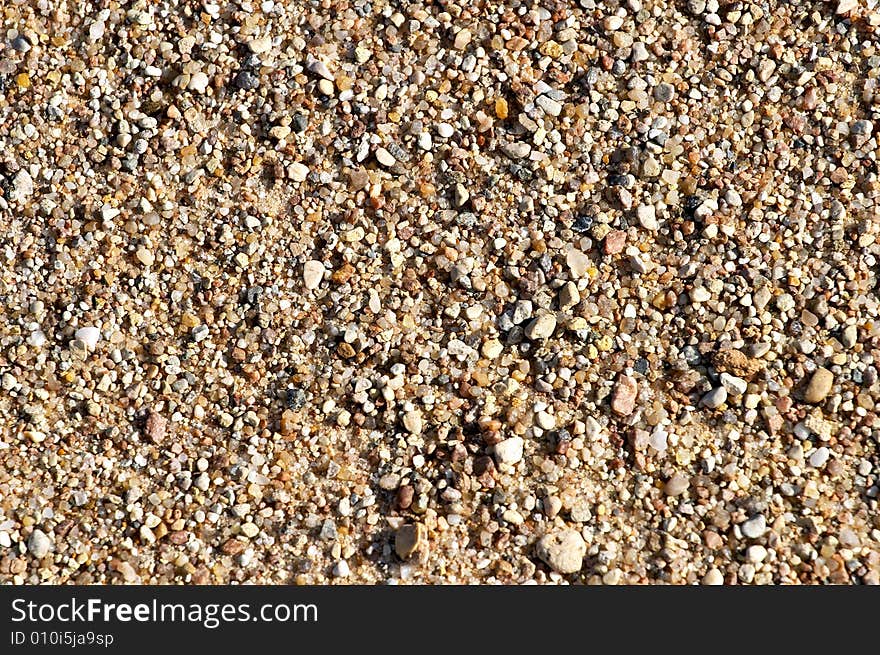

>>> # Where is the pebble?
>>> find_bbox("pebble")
[74,327,101,350]
[636,204,658,230]
[701,568,724,585]
[603,230,626,255]
[289,163,309,182]
[664,473,690,496]
[144,410,167,443]
[566,249,590,278]
[804,368,834,403]
[332,560,350,578]
[654,83,675,102]
[247,36,272,54]
[701,387,728,409]
[719,373,748,397]
[188,72,210,94]
[611,376,638,415]
[402,410,423,436]
[493,437,524,466]
[535,529,586,574]
[746,545,767,564]
[809,447,830,468]
[524,313,557,340]
[375,147,396,167]
[558,282,580,309]
[741,515,767,539]
[27,529,52,559]
[303,260,325,290]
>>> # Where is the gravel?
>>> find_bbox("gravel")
[1,0,878,587]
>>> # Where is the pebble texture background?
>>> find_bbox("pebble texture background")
[1,0,880,584]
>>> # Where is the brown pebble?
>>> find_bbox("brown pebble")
[144,410,167,443]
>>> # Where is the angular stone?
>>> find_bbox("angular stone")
[604,230,626,255]
[558,282,580,309]
[395,523,426,559]
[611,375,638,415]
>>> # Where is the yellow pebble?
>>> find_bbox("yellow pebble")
[15,73,30,89]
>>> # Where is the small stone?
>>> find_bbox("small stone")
[741,515,767,539]
[804,367,834,403]
[654,83,675,102]
[303,260,326,290]
[558,282,580,309]
[28,529,52,558]
[375,147,396,167]
[701,387,728,409]
[641,157,661,178]
[604,16,624,30]
[502,141,531,159]
[636,204,658,230]
[603,230,626,255]
[611,375,638,415]
[493,437,524,465]
[664,473,690,496]
[332,560,350,578]
[289,162,309,182]
[631,42,649,62]
[11,35,32,52]
[12,169,34,201]
[247,36,272,54]
[841,325,857,349]
[307,60,334,80]
[511,299,533,325]
[809,447,830,468]
[536,529,586,574]
[524,313,557,340]
[233,70,259,90]
[690,286,711,303]
[481,339,503,359]
[566,249,590,278]
[74,326,101,350]
[135,247,154,266]
[536,94,563,117]
[188,71,210,93]
[702,568,724,585]
[746,545,767,563]
[452,183,469,207]
[453,28,472,50]
[395,523,426,559]
[402,410,423,435]
[535,410,556,430]
[436,123,454,138]
[144,410,167,443]
[837,0,859,15]
[280,409,297,435]
[720,373,748,396]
